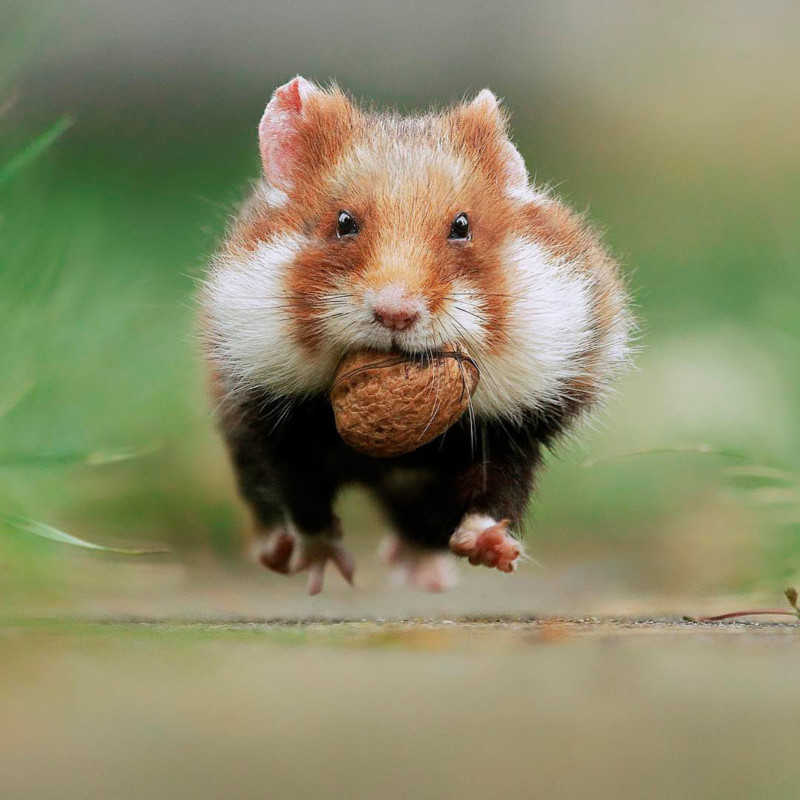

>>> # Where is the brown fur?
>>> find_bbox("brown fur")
[205,80,630,423]
[199,80,632,588]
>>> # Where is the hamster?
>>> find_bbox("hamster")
[201,76,632,594]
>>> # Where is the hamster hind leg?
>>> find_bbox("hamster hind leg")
[377,531,458,592]
[231,429,355,595]
[370,466,461,592]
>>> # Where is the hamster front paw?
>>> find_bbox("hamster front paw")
[252,518,355,595]
[449,515,521,573]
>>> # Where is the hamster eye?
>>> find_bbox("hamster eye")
[449,212,470,241]
[336,210,358,238]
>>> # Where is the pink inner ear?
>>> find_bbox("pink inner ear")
[278,78,304,114]
[258,77,315,189]
[504,142,529,188]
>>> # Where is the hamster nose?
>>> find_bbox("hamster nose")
[373,306,419,331]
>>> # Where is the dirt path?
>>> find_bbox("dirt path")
[3,616,799,799]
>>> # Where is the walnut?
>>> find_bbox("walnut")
[329,347,480,458]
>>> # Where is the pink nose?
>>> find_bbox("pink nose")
[373,306,419,331]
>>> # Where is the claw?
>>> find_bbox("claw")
[307,562,326,596]
[252,519,356,594]
[304,540,355,595]
[333,547,356,585]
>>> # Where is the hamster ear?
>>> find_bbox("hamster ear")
[464,89,528,188]
[470,88,502,119]
[259,76,320,189]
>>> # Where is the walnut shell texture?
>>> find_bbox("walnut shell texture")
[330,347,480,458]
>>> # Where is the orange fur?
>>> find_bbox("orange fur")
[204,80,630,418]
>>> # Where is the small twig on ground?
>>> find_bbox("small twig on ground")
[684,587,799,623]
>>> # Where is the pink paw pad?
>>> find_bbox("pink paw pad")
[449,518,521,573]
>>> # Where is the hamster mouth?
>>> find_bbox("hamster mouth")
[392,332,463,356]
[352,323,463,358]
[388,341,468,361]
[335,346,477,374]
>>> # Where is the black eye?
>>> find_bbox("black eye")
[336,210,358,238]
[449,212,470,241]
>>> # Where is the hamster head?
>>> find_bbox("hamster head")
[204,77,631,422]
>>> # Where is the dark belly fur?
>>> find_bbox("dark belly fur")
[220,391,574,550]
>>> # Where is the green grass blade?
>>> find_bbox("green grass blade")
[0,443,161,468]
[582,443,749,468]
[0,511,170,555]
[724,465,800,484]
[0,115,73,185]
[724,486,800,508]
[86,443,162,465]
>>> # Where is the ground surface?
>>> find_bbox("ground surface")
[3,556,800,799]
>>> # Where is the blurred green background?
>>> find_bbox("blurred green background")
[2,0,800,608]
